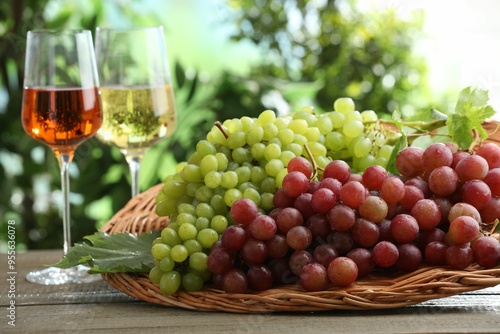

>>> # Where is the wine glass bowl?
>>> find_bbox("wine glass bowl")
[95,26,177,197]
[21,29,102,285]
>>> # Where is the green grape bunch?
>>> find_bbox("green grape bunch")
[150,97,398,295]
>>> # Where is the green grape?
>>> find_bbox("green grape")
[182,272,204,292]
[161,227,182,247]
[333,97,355,114]
[345,110,363,122]
[274,116,290,129]
[288,119,308,135]
[195,217,210,231]
[261,192,274,211]
[152,237,163,246]
[149,266,164,284]
[325,131,345,151]
[361,109,378,123]
[196,202,215,219]
[238,181,259,193]
[178,203,196,215]
[232,147,252,164]
[167,222,180,232]
[377,144,394,160]
[265,158,285,177]
[251,166,267,184]
[170,244,189,262]
[183,239,203,255]
[185,182,202,197]
[196,140,217,157]
[262,123,278,140]
[343,120,364,138]
[194,185,214,202]
[357,154,376,171]
[215,152,229,171]
[277,128,295,145]
[221,171,238,189]
[264,143,282,161]
[162,180,187,198]
[241,116,254,132]
[189,251,208,272]
[247,126,264,146]
[353,136,372,158]
[197,228,219,249]
[243,187,261,205]
[235,166,251,184]
[279,150,296,166]
[207,127,227,145]
[275,168,288,188]
[178,223,198,241]
[177,212,197,225]
[257,109,276,125]
[155,190,167,204]
[200,155,218,176]
[374,157,388,168]
[327,111,346,129]
[308,142,327,158]
[151,243,171,260]
[317,115,333,134]
[159,256,175,272]
[305,127,321,142]
[283,143,303,156]
[260,176,277,194]
[159,270,181,295]
[210,215,228,233]
[316,155,331,169]
[225,118,242,132]
[251,142,266,160]
[204,170,222,189]
[155,197,176,217]
[226,131,247,149]
[223,188,243,206]
[209,195,228,215]
[187,152,202,165]
[293,134,308,146]
[180,164,203,183]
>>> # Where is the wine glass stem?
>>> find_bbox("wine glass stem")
[56,152,73,255]
[126,155,142,197]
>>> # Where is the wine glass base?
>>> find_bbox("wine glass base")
[26,265,101,285]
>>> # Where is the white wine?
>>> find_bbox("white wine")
[97,85,177,154]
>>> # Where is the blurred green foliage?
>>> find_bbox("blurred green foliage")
[0,0,435,251]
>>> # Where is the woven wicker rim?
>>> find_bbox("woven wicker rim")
[100,182,500,313]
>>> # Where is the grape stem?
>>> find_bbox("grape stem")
[303,144,322,180]
[214,121,229,139]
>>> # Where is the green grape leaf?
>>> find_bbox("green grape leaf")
[447,87,496,149]
[52,231,160,274]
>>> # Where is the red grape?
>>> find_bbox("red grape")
[282,171,309,198]
[423,143,453,172]
[455,154,489,181]
[230,198,259,225]
[327,257,358,287]
[428,166,459,197]
[473,236,500,268]
[395,147,425,177]
[475,142,500,169]
[287,156,313,178]
[322,160,351,184]
[300,262,328,291]
[372,241,399,268]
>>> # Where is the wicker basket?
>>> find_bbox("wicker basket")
[100,121,500,313]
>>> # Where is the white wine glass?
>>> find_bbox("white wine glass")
[94,26,177,197]
[21,29,103,284]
